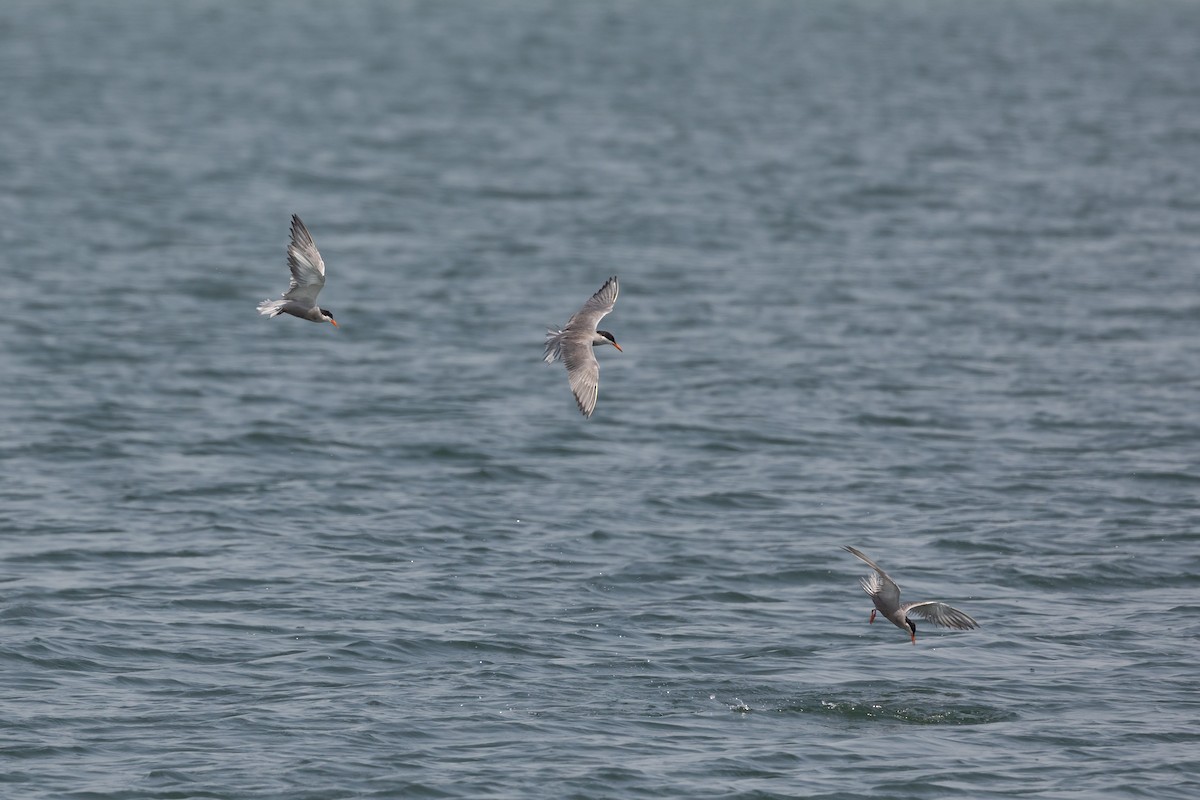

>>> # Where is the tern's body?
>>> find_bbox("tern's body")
[257,215,337,327]
[843,545,978,644]
[544,276,621,418]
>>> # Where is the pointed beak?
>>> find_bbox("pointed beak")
[910,631,917,645]
[611,341,622,352]
[869,609,876,624]
[329,319,338,327]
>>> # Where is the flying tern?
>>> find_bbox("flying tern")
[543,276,622,418]
[843,545,978,644]
[257,214,338,327]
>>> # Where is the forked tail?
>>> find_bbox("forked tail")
[257,298,286,318]
[543,328,565,364]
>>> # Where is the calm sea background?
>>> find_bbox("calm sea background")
[2,1,1199,798]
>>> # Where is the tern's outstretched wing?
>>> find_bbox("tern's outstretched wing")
[281,214,326,304]
[563,276,618,333]
[844,545,902,611]
[561,339,601,418]
[903,601,979,630]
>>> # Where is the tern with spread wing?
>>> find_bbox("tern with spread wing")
[543,276,622,418]
[843,545,978,644]
[257,215,338,327]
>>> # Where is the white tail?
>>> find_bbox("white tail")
[543,328,565,364]
[257,298,286,318]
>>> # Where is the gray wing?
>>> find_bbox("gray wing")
[902,601,979,630]
[561,336,601,418]
[564,276,619,333]
[281,214,326,304]
[844,545,902,609]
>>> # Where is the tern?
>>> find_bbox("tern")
[257,214,338,327]
[543,276,622,418]
[843,545,978,644]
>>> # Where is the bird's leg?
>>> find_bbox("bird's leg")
[869,609,876,624]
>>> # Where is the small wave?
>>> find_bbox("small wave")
[802,696,1014,725]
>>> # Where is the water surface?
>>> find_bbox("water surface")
[2,2,1198,798]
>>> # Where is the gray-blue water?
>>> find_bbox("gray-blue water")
[3,1,1199,797]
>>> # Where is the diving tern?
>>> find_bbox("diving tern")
[843,545,978,644]
[543,276,622,418]
[257,215,338,327]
